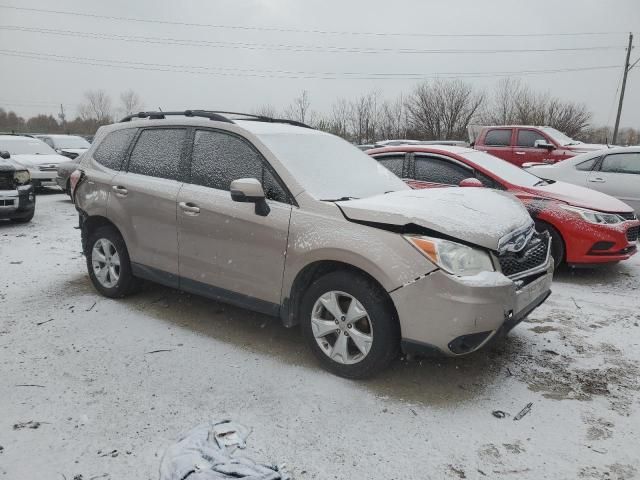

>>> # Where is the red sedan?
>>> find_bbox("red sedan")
[368,145,639,268]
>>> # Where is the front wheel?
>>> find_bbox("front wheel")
[86,226,139,298]
[300,271,399,379]
[535,220,564,270]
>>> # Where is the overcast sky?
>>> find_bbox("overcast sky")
[1,0,639,128]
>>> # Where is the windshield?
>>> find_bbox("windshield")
[463,150,546,187]
[0,137,57,155]
[52,136,91,149]
[540,127,580,146]
[256,132,409,200]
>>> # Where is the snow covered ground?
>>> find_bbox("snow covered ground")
[1,191,639,480]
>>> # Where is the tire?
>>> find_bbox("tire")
[300,270,400,379]
[10,210,35,223]
[535,220,564,270]
[86,225,139,298]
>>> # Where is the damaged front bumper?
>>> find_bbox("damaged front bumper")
[392,256,553,357]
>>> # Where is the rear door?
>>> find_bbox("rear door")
[589,152,640,213]
[107,127,188,284]
[476,128,513,163]
[177,128,292,313]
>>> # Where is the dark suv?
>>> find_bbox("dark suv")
[0,151,36,223]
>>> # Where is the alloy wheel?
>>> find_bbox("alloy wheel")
[311,290,373,365]
[91,238,121,288]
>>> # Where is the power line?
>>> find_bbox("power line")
[0,25,624,55]
[0,4,629,38]
[0,48,621,80]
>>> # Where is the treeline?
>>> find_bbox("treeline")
[0,89,143,135]
[2,80,639,145]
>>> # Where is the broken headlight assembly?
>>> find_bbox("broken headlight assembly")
[404,235,494,276]
[14,169,31,186]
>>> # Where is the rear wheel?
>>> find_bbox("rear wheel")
[86,226,139,298]
[300,271,399,379]
[535,220,564,270]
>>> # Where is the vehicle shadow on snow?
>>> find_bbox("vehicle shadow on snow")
[107,281,527,407]
[554,260,638,286]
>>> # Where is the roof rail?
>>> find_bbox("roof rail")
[119,110,234,123]
[119,110,314,129]
[206,111,314,129]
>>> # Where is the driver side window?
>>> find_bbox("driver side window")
[516,130,548,148]
[190,129,290,203]
[414,156,472,185]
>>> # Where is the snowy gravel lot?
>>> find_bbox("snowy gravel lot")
[1,192,639,480]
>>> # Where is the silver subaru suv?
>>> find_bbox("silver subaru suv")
[72,111,553,378]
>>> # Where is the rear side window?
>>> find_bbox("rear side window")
[600,153,640,174]
[191,129,289,203]
[414,157,472,185]
[516,129,547,147]
[484,129,512,147]
[375,155,404,176]
[128,128,186,180]
[93,128,137,170]
[575,157,599,171]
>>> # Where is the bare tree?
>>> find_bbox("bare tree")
[347,92,380,144]
[378,94,407,141]
[406,80,484,140]
[119,89,144,117]
[481,78,591,137]
[78,90,113,124]
[284,90,311,123]
[252,104,278,118]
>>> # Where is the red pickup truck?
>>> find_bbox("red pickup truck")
[470,125,607,167]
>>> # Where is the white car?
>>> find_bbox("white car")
[526,147,640,215]
[0,135,69,188]
[35,134,91,160]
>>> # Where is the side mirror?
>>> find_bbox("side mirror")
[459,178,484,188]
[534,139,554,150]
[0,151,10,159]
[230,178,270,216]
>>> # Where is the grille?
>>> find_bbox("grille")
[0,173,13,190]
[627,226,639,243]
[498,234,549,278]
[0,199,15,207]
[38,165,57,171]
[620,212,637,221]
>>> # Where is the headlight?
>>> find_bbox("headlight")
[13,170,31,185]
[560,205,624,225]
[404,235,494,276]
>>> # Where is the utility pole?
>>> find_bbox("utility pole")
[612,33,633,145]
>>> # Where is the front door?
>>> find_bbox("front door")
[177,128,293,313]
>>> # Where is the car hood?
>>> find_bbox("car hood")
[566,143,609,152]
[10,153,68,167]
[336,188,532,251]
[0,158,24,172]
[517,181,634,213]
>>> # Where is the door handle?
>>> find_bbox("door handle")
[179,201,200,215]
[112,185,128,196]
[514,151,526,155]
[589,177,606,183]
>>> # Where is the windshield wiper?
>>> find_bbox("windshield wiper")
[322,196,359,202]
[534,180,548,186]
[564,142,582,146]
